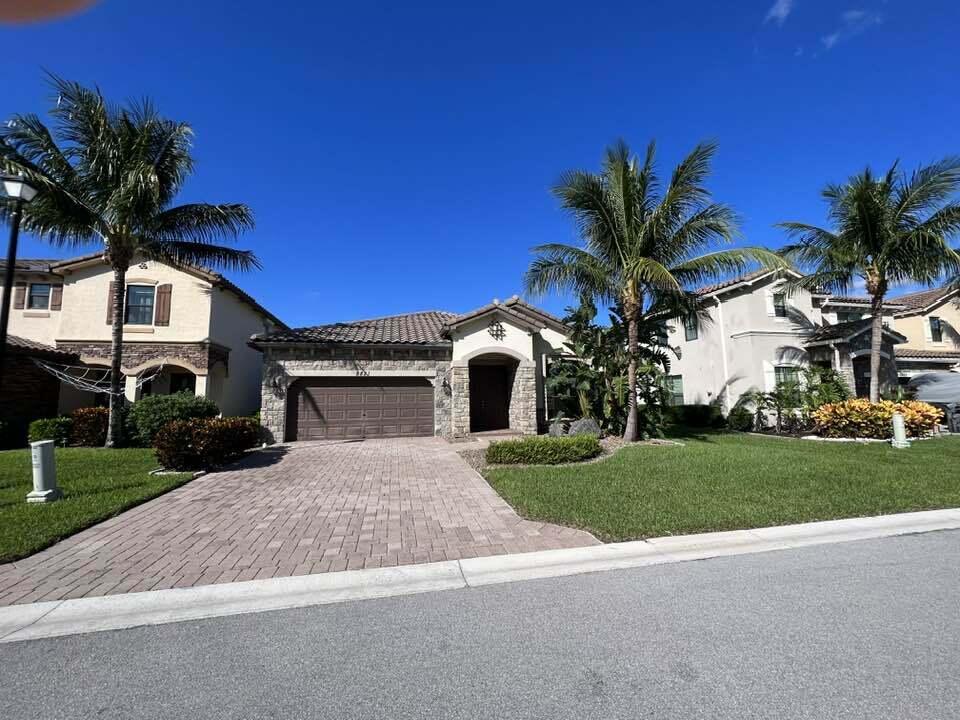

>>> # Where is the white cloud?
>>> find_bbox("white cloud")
[764,0,795,26]
[820,8,883,51]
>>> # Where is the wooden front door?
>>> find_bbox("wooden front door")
[469,365,511,431]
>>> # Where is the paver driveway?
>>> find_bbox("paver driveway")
[0,438,597,606]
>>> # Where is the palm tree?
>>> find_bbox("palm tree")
[0,76,258,446]
[525,139,784,441]
[780,160,960,402]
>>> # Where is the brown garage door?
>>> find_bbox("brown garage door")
[287,377,435,441]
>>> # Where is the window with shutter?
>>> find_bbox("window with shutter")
[50,284,63,311]
[13,282,26,309]
[27,283,51,310]
[125,285,156,325]
[155,284,172,326]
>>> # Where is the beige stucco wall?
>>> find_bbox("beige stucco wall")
[895,294,960,352]
[449,315,536,362]
[208,287,277,415]
[2,272,62,346]
[448,312,569,428]
[55,259,214,344]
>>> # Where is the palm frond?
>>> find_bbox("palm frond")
[894,156,960,225]
[671,247,787,289]
[148,202,255,243]
[142,240,261,272]
[524,243,615,302]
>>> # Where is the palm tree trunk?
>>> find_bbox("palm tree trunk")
[105,266,127,448]
[622,313,639,442]
[868,292,884,402]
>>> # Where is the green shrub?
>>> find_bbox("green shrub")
[486,434,602,465]
[28,417,74,447]
[127,392,220,447]
[726,406,754,432]
[154,417,261,470]
[70,407,109,446]
[666,404,725,428]
[812,399,943,439]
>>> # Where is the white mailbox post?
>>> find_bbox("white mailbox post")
[26,440,61,503]
[891,412,911,449]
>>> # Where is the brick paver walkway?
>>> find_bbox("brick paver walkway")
[0,438,597,606]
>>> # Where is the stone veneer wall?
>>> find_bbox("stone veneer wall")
[836,333,900,397]
[449,360,538,437]
[260,346,452,443]
[507,364,538,434]
[450,365,471,437]
[55,341,228,375]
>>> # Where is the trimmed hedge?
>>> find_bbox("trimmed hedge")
[486,434,602,465]
[665,404,725,428]
[28,417,74,447]
[812,399,943,439]
[154,417,261,470]
[726,406,754,432]
[70,407,109,446]
[127,392,220,447]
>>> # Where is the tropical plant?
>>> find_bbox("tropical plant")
[734,388,770,432]
[780,159,960,401]
[526,139,784,440]
[546,297,672,438]
[812,399,942,439]
[766,381,802,435]
[0,76,258,447]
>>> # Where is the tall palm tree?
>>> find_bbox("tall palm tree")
[780,160,960,402]
[525,139,784,441]
[0,76,259,446]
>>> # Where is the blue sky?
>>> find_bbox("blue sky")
[2,0,958,327]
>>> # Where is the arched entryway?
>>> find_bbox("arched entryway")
[468,353,518,432]
[139,365,198,397]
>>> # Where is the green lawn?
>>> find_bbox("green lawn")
[485,433,960,541]
[0,448,191,563]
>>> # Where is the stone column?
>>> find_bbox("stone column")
[194,374,209,399]
[450,365,471,437]
[123,375,139,403]
[508,363,538,435]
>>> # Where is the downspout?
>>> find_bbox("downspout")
[716,298,731,414]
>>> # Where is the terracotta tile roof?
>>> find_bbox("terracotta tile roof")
[804,318,907,345]
[255,310,459,345]
[0,258,61,273]
[5,335,78,359]
[693,269,772,296]
[889,285,958,314]
[894,347,960,360]
[441,296,568,334]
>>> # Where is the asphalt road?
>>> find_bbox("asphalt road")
[2,530,958,720]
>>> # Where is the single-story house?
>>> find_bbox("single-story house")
[251,296,571,442]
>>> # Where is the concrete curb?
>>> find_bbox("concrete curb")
[2,508,958,644]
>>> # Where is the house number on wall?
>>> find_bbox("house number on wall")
[488,320,506,341]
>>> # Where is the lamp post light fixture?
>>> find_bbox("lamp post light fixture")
[0,174,40,386]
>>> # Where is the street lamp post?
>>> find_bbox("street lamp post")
[0,175,40,387]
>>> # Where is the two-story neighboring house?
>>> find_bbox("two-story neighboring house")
[889,285,960,380]
[2,252,284,419]
[667,269,907,410]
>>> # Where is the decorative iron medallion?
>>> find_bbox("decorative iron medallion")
[488,320,506,341]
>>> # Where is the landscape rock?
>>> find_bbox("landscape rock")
[568,417,601,437]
